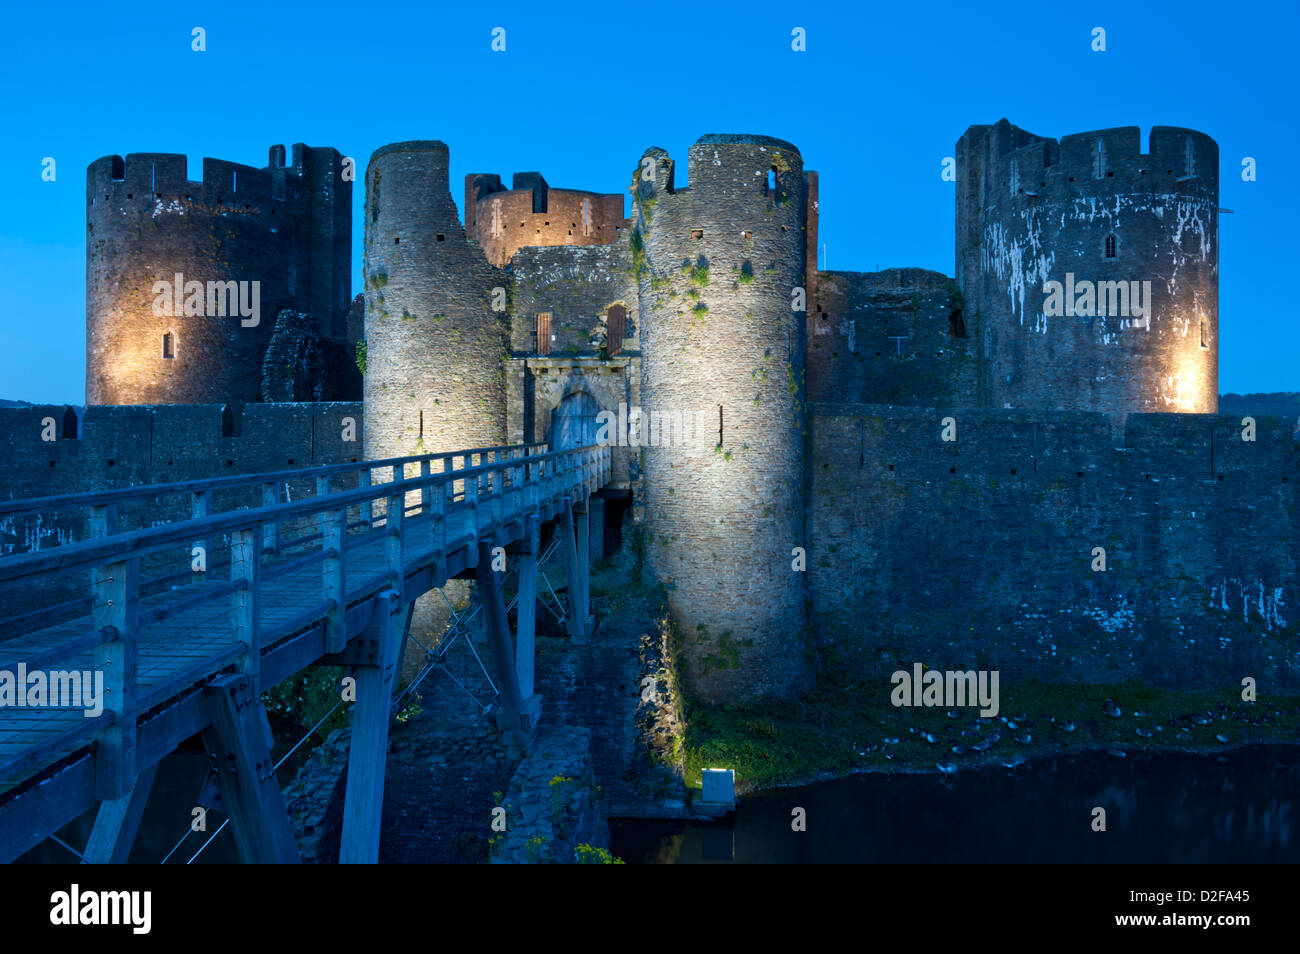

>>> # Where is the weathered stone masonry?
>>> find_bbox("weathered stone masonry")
[634,136,814,703]
[11,120,1285,711]
[86,144,354,407]
[956,121,1219,419]
[809,405,1298,689]
[0,402,363,618]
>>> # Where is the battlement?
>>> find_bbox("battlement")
[368,141,452,197]
[811,404,1298,479]
[685,134,803,195]
[88,144,346,217]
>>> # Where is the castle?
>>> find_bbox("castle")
[4,120,1295,707]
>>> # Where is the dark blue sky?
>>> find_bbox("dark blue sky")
[2,0,1295,403]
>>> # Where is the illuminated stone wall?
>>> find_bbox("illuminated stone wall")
[634,135,814,703]
[362,142,508,462]
[956,121,1219,419]
[0,402,363,619]
[465,173,626,267]
[808,404,1299,688]
[86,145,352,406]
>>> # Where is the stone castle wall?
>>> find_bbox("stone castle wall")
[808,404,1299,689]
[3,398,1294,698]
[507,242,638,355]
[363,142,509,462]
[466,173,626,268]
[956,121,1219,418]
[0,402,363,619]
[808,267,978,407]
[86,145,352,406]
[26,124,1254,709]
[634,135,814,703]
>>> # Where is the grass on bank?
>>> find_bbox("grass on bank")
[673,648,1300,794]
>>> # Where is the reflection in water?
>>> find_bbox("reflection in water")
[611,747,1299,864]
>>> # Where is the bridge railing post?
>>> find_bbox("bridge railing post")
[492,456,505,532]
[431,470,447,582]
[358,469,373,529]
[88,502,118,543]
[446,456,460,508]
[91,556,139,801]
[230,528,262,682]
[385,485,405,607]
[419,459,431,515]
[261,482,279,556]
[513,453,527,516]
[190,490,211,579]
[465,470,480,570]
[319,475,347,653]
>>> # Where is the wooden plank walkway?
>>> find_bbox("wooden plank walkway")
[0,443,609,859]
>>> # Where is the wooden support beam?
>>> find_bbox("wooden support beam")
[201,673,300,864]
[393,601,415,703]
[91,559,138,800]
[229,528,261,680]
[511,516,540,700]
[560,500,588,642]
[477,542,524,733]
[339,591,402,864]
[588,496,606,562]
[575,499,591,637]
[84,762,158,864]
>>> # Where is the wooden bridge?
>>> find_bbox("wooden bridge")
[0,442,610,864]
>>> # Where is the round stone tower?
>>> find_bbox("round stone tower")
[956,120,1219,418]
[362,142,508,462]
[86,145,350,405]
[636,134,813,704]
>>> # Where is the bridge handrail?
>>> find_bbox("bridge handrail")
[0,442,550,517]
[0,444,609,586]
[0,443,609,817]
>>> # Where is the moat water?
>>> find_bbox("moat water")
[609,746,1299,864]
[21,743,1296,864]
